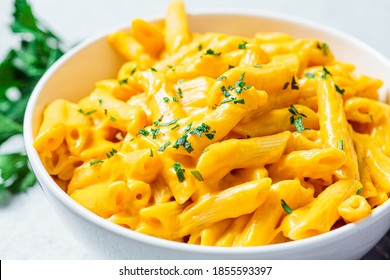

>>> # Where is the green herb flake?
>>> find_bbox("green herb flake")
[98,99,103,106]
[217,75,227,81]
[228,65,235,69]
[138,127,150,136]
[238,41,248,49]
[170,123,180,130]
[130,67,137,75]
[177,88,183,98]
[153,115,164,126]
[190,170,204,181]
[151,127,160,139]
[233,98,245,104]
[109,115,116,122]
[220,85,230,97]
[158,141,171,152]
[173,162,186,182]
[163,97,170,103]
[173,97,179,102]
[338,139,344,150]
[78,109,97,116]
[159,118,179,127]
[149,148,154,157]
[106,148,118,159]
[254,64,263,68]
[90,159,104,166]
[198,44,203,51]
[317,42,329,56]
[366,112,374,122]
[178,79,185,84]
[118,78,128,85]
[356,187,363,195]
[289,105,307,133]
[150,67,157,72]
[204,49,221,56]
[173,123,194,153]
[291,76,299,90]
[321,65,332,79]
[281,199,292,214]
[305,72,316,79]
[335,84,345,95]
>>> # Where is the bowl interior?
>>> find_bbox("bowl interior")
[25,10,390,258]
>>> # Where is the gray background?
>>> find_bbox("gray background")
[1,0,389,259]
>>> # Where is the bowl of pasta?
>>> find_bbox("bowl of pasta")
[24,0,390,259]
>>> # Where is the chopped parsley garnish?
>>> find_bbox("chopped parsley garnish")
[254,64,262,68]
[220,85,231,97]
[178,79,184,84]
[281,199,292,214]
[317,42,329,56]
[289,105,307,133]
[198,44,203,51]
[130,67,137,75]
[150,67,157,72]
[138,127,150,136]
[356,187,363,195]
[173,162,185,182]
[78,109,97,116]
[217,75,227,81]
[189,123,215,139]
[159,118,179,127]
[291,76,299,90]
[158,141,171,152]
[106,148,118,159]
[204,49,221,56]
[163,97,170,103]
[234,72,251,94]
[118,78,128,85]
[338,139,344,150]
[238,41,248,49]
[109,115,116,121]
[202,149,209,154]
[233,99,245,104]
[283,77,299,90]
[98,99,103,106]
[335,84,345,95]
[170,123,180,130]
[151,127,160,139]
[321,65,332,79]
[305,72,316,79]
[173,97,179,102]
[89,159,104,166]
[173,123,194,153]
[104,109,107,115]
[177,88,183,98]
[190,170,204,181]
[149,148,154,157]
[153,115,164,126]
[366,112,374,122]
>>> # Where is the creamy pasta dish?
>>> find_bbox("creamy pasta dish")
[34,0,389,246]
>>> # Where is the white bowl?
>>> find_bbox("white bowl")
[24,9,390,259]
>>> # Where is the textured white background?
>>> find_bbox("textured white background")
[1,0,390,259]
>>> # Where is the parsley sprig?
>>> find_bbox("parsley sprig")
[1,0,67,202]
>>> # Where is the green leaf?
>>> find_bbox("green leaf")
[0,153,36,194]
[0,114,23,145]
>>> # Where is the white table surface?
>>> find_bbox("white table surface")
[1,0,390,259]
